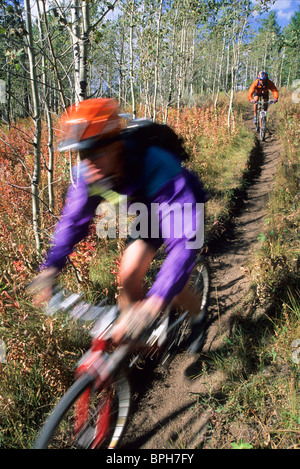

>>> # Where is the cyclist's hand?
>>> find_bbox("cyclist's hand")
[112,296,164,343]
[27,267,58,306]
[273,99,278,103]
[251,99,255,104]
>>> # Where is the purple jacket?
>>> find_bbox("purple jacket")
[42,145,206,304]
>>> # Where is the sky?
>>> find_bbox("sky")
[29,0,299,29]
[262,0,299,28]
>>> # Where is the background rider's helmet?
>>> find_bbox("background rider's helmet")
[257,71,268,85]
[58,98,121,152]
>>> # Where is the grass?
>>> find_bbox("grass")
[200,290,300,449]
[0,297,91,448]
[249,89,299,307]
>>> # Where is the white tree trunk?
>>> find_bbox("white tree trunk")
[152,0,163,122]
[71,0,81,103]
[24,0,42,252]
[36,0,54,212]
[129,0,137,118]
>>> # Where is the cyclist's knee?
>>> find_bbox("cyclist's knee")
[119,241,155,283]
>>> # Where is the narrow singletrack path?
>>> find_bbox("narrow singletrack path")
[120,113,281,449]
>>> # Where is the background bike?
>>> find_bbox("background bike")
[254,99,274,141]
[32,255,210,449]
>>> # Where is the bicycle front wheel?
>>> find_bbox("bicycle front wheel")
[260,117,266,141]
[255,118,260,132]
[33,372,130,449]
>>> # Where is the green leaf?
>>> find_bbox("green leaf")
[231,440,253,449]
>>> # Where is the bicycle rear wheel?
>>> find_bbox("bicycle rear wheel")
[191,257,210,311]
[33,372,130,449]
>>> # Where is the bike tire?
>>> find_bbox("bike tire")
[191,258,210,311]
[33,372,130,449]
[260,117,266,141]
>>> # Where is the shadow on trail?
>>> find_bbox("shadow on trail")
[121,399,196,449]
[206,136,265,254]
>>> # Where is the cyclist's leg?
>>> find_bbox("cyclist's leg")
[113,238,167,342]
[263,91,269,111]
[116,243,202,339]
[172,276,202,317]
[117,239,157,310]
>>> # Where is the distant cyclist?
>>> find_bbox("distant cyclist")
[29,98,207,353]
[248,71,278,124]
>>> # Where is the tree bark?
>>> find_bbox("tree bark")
[24,0,42,252]
[36,0,54,212]
[129,0,137,118]
[152,0,163,122]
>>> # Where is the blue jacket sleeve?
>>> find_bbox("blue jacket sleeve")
[42,177,102,271]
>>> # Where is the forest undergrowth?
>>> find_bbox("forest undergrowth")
[0,92,298,448]
[193,90,300,450]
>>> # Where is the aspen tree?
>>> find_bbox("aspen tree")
[24,0,42,251]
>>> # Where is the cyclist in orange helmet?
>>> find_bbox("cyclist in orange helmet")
[29,98,207,353]
[248,71,278,124]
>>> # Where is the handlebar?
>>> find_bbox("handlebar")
[251,100,275,105]
[41,286,171,347]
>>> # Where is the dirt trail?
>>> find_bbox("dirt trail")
[120,113,281,449]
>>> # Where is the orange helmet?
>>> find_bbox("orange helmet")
[58,98,121,151]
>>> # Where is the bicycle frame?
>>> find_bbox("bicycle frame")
[47,283,192,370]
[75,307,187,384]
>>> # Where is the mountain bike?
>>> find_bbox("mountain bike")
[32,255,210,449]
[254,99,274,141]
